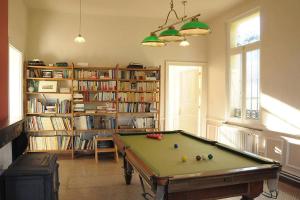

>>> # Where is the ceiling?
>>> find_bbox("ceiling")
[25,0,244,21]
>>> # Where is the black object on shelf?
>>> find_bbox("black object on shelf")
[4,153,59,200]
[55,62,68,67]
[127,62,143,69]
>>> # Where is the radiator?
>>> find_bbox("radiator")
[217,125,260,154]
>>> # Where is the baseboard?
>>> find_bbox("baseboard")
[280,171,300,188]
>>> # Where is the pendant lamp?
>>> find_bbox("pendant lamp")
[74,0,86,43]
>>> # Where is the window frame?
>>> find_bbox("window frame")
[8,43,24,123]
[226,8,261,125]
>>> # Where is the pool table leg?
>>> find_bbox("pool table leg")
[240,181,263,200]
[155,185,166,200]
[123,157,133,185]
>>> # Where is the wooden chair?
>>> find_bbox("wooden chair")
[94,137,119,163]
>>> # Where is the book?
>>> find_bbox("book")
[41,117,54,130]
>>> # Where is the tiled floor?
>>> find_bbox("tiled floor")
[58,156,300,200]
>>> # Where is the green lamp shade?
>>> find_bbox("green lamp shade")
[141,34,166,47]
[159,27,184,42]
[180,18,211,36]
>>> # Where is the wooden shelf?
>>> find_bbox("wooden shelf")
[95,147,115,153]
[119,101,158,103]
[73,112,117,116]
[119,68,160,71]
[74,129,115,132]
[73,90,117,93]
[26,92,72,95]
[118,90,159,93]
[74,149,94,153]
[27,66,73,69]
[27,130,72,132]
[117,128,157,130]
[74,66,116,70]
[27,150,72,153]
[118,79,159,82]
[26,113,72,116]
[75,78,115,81]
[117,112,157,114]
[79,101,117,104]
[27,78,72,81]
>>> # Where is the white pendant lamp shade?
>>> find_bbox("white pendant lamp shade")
[179,39,190,47]
[74,34,86,43]
[75,0,85,43]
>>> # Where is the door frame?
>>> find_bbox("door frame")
[165,61,208,137]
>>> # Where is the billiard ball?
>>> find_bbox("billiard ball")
[196,155,202,161]
[208,154,213,160]
[174,144,178,149]
[181,156,187,162]
[201,155,207,160]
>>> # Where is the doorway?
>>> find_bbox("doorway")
[165,62,207,137]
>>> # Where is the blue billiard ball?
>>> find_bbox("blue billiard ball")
[174,144,178,149]
[208,154,213,160]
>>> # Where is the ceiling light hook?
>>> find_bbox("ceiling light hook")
[159,0,180,29]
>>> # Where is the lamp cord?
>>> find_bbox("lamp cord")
[79,0,82,35]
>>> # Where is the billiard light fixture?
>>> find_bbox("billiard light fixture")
[141,0,211,47]
[74,0,86,43]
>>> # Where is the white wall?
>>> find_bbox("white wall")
[26,9,208,129]
[9,0,28,52]
[26,9,207,66]
[207,0,300,136]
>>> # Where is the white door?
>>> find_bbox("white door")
[166,62,206,137]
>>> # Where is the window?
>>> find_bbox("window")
[9,44,23,123]
[228,11,260,121]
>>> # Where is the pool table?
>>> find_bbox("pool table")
[113,130,281,200]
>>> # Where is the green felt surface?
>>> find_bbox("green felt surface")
[120,133,264,177]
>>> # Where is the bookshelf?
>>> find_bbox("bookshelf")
[24,63,161,158]
[72,66,118,155]
[117,66,160,131]
[24,64,74,157]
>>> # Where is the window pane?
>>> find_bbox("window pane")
[246,49,260,120]
[230,54,242,118]
[230,12,260,48]
[9,45,23,123]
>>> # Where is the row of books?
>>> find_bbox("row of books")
[74,69,115,79]
[118,92,158,102]
[118,103,157,113]
[27,98,71,114]
[28,136,72,151]
[132,117,157,129]
[74,136,94,150]
[27,116,72,131]
[83,92,116,102]
[73,81,117,91]
[27,69,72,78]
[118,82,159,91]
[74,116,116,130]
[118,70,159,80]
[74,102,116,113]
